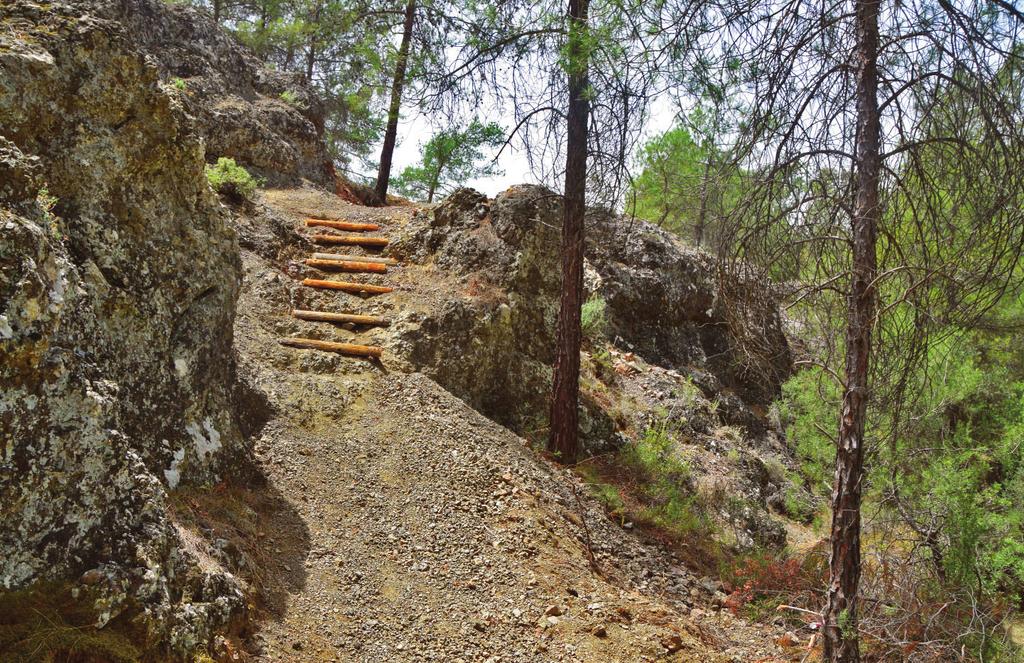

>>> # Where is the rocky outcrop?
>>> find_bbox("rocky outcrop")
[390,186,792,446]
[585,209,792,410]
[387,186,795,548]
[95,0,334,187]
[1,2,247,654]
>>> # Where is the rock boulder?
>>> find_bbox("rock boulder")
[1,1,246,653]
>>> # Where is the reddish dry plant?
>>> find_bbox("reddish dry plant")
[721,542,1018,661]
[722,552,825,617]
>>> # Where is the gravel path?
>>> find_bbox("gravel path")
[227,187,795,662]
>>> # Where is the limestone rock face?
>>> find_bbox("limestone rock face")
[390,185,791,448]
[1,1,245,653]
[96,0,334,187]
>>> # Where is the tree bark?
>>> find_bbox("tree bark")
[547,0,590,465]
[302,279,394,295]
[305,0,322,84]
[695,157,711,247]
[312,252,398,265]
[303,258,389,273]
[426,159,445,203]
[278,337,383,358]
[284,43,295,71]
[375,0,417,202]
[291,309,389,326]
[304,218,381,232]
[311,234,389,247]
[821,1,880,661]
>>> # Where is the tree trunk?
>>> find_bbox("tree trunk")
[695,157,711,247]
[426,158,445,203]
[213,0,222,23]
[305,44,316,83]
[375,0,417,202]
[258,6,269,62]
[547,0,590,465]
[821,1,880,661]
[304,2,320,83]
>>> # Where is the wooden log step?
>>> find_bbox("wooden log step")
[313,252,398,266]
[292,309,388,326]
[304,258,388,273]
[305,218,380,232]
[302,278,394,295]
[278,337,382,358]
[312,234,389,248]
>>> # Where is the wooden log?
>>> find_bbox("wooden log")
[302,278,394,295]
[278,337,383,358]
[305,218,380,232]
[312,252,398,266]
[304,258,388,273]
[292,309,389,326]
[312,234,389,248]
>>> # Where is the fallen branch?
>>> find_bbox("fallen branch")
[278,337,383,358]
[304,258,388,273]
[312,234,389,248]
[305,218,380,232]
[302,278,394,295]
[292,309,389,326]
[312,252,398,266]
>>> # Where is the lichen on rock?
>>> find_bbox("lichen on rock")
[99,0,336,187]
[0,1,249,655]
[389,185,792,449]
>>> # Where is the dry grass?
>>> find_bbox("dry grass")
[0,582,145,663]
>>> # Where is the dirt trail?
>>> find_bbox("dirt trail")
[219,187,795,662]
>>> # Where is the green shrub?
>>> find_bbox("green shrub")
[591,346,614,379]
[620,422,709,537]
[205,157,261,201]
[778,367,839,490]
[590,482,626,522]
[625,422,690,480]
[279,90,298,105]
[762,456,787,485]
[783,483,815,523]
[581,295,608,341]
[172,77,186,91]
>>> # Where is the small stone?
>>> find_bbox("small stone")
[592,625,607,638]
[776,631,801,648]
[661,633,684,653]
[544,604,565,617]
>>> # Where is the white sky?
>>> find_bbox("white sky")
[355,95,680,201]
[373,110,538,198]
